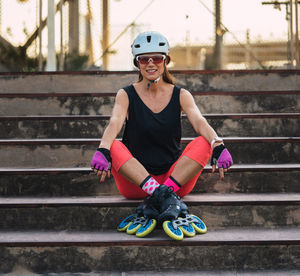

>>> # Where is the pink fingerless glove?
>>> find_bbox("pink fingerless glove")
[210,144,233,169]
[90,148,112,171]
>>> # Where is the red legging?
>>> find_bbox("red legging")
[110,136,212,199]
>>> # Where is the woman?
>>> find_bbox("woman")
[91,31,233,216]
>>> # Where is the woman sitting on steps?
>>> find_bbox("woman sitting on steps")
[90,31,233,239]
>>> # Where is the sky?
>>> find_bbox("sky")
[0,0,290,70]
[109,0,287,44]
[107,0,289,69]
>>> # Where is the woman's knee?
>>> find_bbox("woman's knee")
[184,136,212,167]
[110,140,133,172]
[193,136,211,150]
[110,140,124,157]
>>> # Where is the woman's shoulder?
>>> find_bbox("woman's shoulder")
[116,88,129,101]
[122,84,134,93]
[179,87,194,105]
[178,87,191,96]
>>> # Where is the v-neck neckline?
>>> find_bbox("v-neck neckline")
[131,84,175,115]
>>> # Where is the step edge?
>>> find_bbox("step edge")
[0,228,299,247]
[1,90,300,97]
[1,164,300,174]
[1,113,300,120]
[0,137,299,145]
[0,193,299,207]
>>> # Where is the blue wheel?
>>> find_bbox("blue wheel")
[136,219,157,238]
[163,221,183,241]
[117,214,136,232]
[190,215,207,234]
[126,218,143,235]
[179,222,196,237]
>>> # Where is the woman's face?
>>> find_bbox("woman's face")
[136,53,166,81]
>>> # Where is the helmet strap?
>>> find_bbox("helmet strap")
[146,77,161,90]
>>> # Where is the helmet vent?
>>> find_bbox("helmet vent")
[147,35,152,43]
[134,44,140,48]
[159,42,165,46]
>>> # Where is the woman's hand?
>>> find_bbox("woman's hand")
[90,148,112,183]
[211,144,233,180]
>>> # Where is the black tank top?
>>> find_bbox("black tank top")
[122,84,182,175]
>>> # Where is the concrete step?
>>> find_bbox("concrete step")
[183,113,300,137]
[0,164,300,197]
[2,270,300,276]
[1,271,300,276]
[1,71,300,275]
[0,194,299,231]
[0,228,299,273]
[1,113,299,138]
[0,137,299,168]
[1,70,300,93]
[1,91,299,115]
[0,94,115,116]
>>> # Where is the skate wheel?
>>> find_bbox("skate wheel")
[126,218,143,235]
[163,221,183,241]
[190,215,207,234]
[136,219,157,238]
[179,223,196,237]
[117,214,136,232]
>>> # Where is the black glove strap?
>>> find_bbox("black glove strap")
[211,144,226,166]
[97,147,112,162]
[212,144,226,155]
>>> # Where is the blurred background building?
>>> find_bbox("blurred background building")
[0,0,299,71]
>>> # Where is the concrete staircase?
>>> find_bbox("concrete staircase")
[0,70,300,274]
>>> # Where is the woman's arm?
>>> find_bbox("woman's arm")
[180,88,233,179]
[99,89,129,149]
[180,88,222,147]
[91,89,129,182]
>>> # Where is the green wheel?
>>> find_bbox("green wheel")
[136,219,157,238]
[126,218,143,235]
[117,214,136,232]
[179,223,196,237]
[163,221,184,241]
[190,215,207,234]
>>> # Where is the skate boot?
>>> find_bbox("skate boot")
[117,195,159,238]
[151,185,207,240]
[151,184,183,223]
[162,199,207,240]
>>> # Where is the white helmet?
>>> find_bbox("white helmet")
[131,31,170,56]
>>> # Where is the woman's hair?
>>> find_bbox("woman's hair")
[134,55,175,85]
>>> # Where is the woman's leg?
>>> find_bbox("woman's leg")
[110,137,211,199]
[165,136,212,198]
[110,140,150,199]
